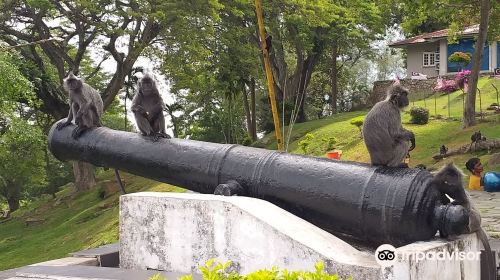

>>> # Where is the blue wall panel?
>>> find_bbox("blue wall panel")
[447,38,489,72]
[497,42,500,69]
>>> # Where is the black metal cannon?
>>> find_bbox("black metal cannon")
[48,121,469,247]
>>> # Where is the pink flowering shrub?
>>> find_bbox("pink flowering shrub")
[434,78,458,93]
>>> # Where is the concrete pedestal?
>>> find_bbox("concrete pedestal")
[120,192,380,279]
[119,192,483,280]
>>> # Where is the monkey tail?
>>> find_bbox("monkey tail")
[114,169,126,195]
[477,228,495,280]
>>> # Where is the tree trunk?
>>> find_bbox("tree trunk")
[296,55,317,123]
[249,78,258,141]
[72,161,96,192]
[330,44,339,114]
[165,104,179,138]
[7,197,19,213]
[464,0,490,128]
[242,83,253,140]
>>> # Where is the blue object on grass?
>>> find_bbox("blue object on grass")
[483,172,500,192]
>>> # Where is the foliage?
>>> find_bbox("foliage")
[321,137,338,151]
[0,53,36,115]
[455,70,471,89]
[0,171,185,270]
[298,133,315,154]
[349,117,364,131]
[397,0,500,127]
[448,52,472,66]
[410,107,430,124]
[149,260,348,280]
[258,79,500,171]
[434,78,459,93]
[0,118,46,211]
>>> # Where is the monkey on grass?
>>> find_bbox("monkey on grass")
[56,71,103,139]
[362,84,415,167]
[439,144,448,156]
[430,163,494,279]
[132,73,171,141]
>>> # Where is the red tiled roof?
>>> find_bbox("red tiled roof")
[389,25,479,47]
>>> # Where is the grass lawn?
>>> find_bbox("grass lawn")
[411,76,500,119]
[0,172,184,271]
[255,77,500,173]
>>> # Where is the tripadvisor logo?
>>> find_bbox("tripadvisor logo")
[375,244,397,267]
[375,244,481,267]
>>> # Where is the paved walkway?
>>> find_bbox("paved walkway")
[470,190,500,238]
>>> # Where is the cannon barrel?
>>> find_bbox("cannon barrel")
[48,121,469,247]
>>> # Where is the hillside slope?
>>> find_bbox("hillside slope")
[255,77,500,173]
[0,172,184,271]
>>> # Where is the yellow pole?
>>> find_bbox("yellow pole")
[254,0,284,151]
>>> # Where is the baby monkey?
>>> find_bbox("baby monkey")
[132,74,171,141]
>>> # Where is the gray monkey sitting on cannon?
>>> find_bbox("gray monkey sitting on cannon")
[51,81,493,277]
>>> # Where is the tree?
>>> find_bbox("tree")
[398,0,500,127]
[264,0,384,121]
[158,0,261,143]
[464,0,491,127]
[0,119,46,212]
[0,0,194,191]
[0,54,46,212]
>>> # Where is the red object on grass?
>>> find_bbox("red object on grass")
[327,150,342,160]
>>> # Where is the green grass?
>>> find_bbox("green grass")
[411,76,500,119]
[254,77,500,173]
[0,172,185,271]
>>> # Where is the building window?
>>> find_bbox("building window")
[423,52,437,67]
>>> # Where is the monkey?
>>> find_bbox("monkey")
[362,84,415,168]
[265,34,272,53]
[415,164,427,170]
[470,131,485,151]
[56,71,103,139]
[471,131,482,143]
[430,163,494,279]
[56,72,126,194]
[131,73,171,141]
[439,144,448,156]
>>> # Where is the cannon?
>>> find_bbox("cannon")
[48,121,469,247]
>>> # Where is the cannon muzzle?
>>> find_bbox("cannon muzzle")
[48,121,469,247]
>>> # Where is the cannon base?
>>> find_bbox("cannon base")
[119,193,483,280]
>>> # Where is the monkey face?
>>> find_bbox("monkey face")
[433,163,465,198]
[139,75,157,96]
[395,89,409,108]
[388,85,410,108]
[64,77,82,91]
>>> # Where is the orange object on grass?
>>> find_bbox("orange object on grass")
[327,150,342,160]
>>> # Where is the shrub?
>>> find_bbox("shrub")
[298,133,315,154]
[349,117,364,137]
[149,260,350,280]
[321,136,337,151]
[349,117,364,132]
[448,52,472,67]
[410,107,429,124]
[433,78,458,93]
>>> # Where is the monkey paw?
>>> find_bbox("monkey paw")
[71,127,87,139]
[158,132,171,139]
[56,122,70,130]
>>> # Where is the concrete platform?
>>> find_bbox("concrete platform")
[120,192,380,279]
[4,265,197,280]
[119,192,488,279]
[71,243,120,267]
